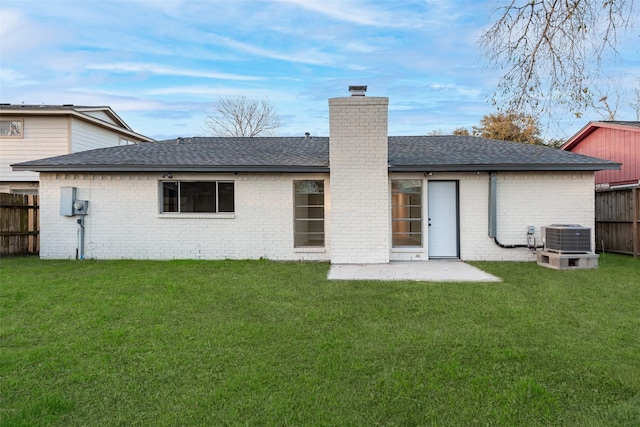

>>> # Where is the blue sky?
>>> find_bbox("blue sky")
[1,0,638,141]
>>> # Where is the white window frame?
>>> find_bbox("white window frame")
[160,180,234,215]
[0,119,23,138]
[293,180,325,248]
[391,179,423,247]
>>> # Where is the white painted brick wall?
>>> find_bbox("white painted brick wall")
[328,96,390,264]
[38,163,595,262]
[38,172,330,260]
[388,171,595,262]
[460,171,595,261]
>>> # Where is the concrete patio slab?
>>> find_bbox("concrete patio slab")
[327,260,501,282]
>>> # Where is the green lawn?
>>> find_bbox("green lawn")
[1,254,639,426]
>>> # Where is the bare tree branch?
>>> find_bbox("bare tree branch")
[480,0,636,116]
[629,84,640,120]
[591,86,621,120]
[204,95,282,137]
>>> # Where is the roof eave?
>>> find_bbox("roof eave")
[11,164,330,173]
[389,163,621,172]
[561,121,600,151]
[75,106,131,131]
[14,163,619,173]
[1,108,153,142]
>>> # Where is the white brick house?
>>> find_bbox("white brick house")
[13,88,618,262]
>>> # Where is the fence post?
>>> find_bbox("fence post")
[634,187,639,258]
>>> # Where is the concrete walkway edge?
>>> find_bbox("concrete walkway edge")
[328,260,501,282]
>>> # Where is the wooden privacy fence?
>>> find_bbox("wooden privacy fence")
[0,193,39,256]
[595,187,639,257]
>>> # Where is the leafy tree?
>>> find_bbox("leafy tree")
[472,112,543,145]
[480,0,637,116]
[204,96,282,137]
[453,127,470,136]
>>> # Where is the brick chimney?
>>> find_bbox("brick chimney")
[328,86,390,264]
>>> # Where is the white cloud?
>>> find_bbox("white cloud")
[0,68,36,87]
[343,41,378,53]
[206,34,340,67]
[0,7,67,58]
[85,63,264,81]
[427,83,483,98]
[276,0,424,28]
[147,86,274,97]
[146,86,302,105]
[0,8,23,35]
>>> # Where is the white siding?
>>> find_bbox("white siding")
[70,118,121,152]
[2,115,134,184]
[38,172,330,261]
[0,116,69,182]
[82,110,119,125]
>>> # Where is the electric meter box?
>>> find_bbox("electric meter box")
[60,187,76,216]
[60,187,89,216]
[73,200,89,215]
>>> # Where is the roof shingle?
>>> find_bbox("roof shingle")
[12,135,619,172]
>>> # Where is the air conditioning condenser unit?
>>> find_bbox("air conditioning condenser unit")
[542,225,591,254]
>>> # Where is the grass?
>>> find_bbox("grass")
[1,254,639,426]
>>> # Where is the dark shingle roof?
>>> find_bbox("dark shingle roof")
[598,121,640,128]
[12,135,619,172]
[0,104,110,111]
[12,137,330,172]
[388,136,619,171]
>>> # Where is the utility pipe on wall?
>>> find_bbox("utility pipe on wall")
[488,171,540,250]
[488,172,497,238]
[77,217,85,260]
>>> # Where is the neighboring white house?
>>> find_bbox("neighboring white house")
[1,104,153,194]
[13,88,619,262]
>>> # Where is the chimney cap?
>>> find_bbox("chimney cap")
[349,85,367,96]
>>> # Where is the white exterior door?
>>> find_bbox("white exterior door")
[428,181,459,258]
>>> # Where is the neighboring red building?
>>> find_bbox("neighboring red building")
[562,121,639,189]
